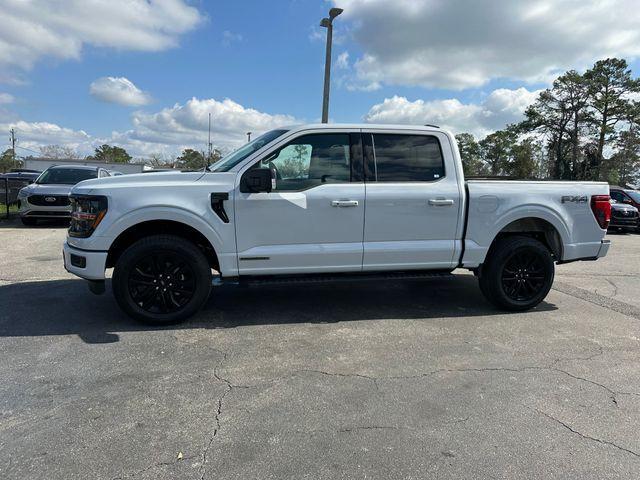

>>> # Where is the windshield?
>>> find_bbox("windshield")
[626,190,640,203]
[209,129,289,172]
[36,168,98,185]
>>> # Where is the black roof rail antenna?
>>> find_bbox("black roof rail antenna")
[424,123,440,128]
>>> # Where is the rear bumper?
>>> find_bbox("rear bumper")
[558,239,610,265]
[597,239,611,258]
[63,242,107,280]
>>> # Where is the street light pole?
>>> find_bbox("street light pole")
[320,7,343,124]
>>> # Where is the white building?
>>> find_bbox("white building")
[24,157,145,175]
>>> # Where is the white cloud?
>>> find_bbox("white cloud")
[336,0,640,89]
[335,51,350,70]
[90,77,152,107]
[0,120,94,155]
[0,0,203,80]
[222,30,243,47]
[121,97,299,153]
[364,88,542,138]
[0,93,14,104]
[3,97,300,158]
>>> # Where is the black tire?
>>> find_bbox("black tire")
[478,236,554,311]
[21,217,37,226]
[112,235,212,325]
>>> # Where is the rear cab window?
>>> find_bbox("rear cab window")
[364,133,445,182]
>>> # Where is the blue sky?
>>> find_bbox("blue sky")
[1,0,639,158]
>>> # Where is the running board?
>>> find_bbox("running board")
[213,270,453,287]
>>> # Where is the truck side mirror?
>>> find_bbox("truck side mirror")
[241,168,273,193]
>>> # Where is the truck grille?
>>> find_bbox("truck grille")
[612,209,638,219]
[28,195,70,206]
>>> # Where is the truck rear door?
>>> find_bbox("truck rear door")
[361,129,463,271]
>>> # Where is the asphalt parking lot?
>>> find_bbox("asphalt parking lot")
[1,220,639,479]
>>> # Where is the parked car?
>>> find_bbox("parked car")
[1,169,41,184]
[608,199,639,232]
[18,165,111,225]
[108,170,124,176]
[609,186,640,210]
[62,124,611,324]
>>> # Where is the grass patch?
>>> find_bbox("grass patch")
[0,203,19,217]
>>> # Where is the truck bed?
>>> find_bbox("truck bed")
[461,180,610,268]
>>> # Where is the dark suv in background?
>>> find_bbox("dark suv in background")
[610,186,640,209]
[609,187,640,233]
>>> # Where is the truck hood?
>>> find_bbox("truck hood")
[19,183,74,196]
[71,171,235,195]
[611,202,638,213]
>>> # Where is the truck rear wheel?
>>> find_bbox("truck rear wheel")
[112,235,212,325]
[478,236,554,311]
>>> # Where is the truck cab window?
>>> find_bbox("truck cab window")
[371,134,445,182]
[258,133,351,191]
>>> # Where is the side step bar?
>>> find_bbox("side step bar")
[213,270,454,287]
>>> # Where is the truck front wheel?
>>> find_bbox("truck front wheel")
[112,235,212,325]
[478,236,554,311]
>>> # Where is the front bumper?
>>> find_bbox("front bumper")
[63,242,108,280]
[609,217,639,229]
[20,202,71,218]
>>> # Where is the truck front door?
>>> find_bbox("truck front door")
[234,130,365,275]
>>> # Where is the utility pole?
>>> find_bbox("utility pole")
[9,128,16,168]
[246,132,252,143]
[320,8,343,123]
[207,113,212,166]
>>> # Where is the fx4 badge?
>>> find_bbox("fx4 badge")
[561,195,588,204]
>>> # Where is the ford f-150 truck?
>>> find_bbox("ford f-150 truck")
[62,124,611,324]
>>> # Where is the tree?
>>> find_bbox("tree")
[507,138,540,179]
[148,153,175,169]
[455,133,487,176]
[0,149,18,173]
[479,129,518,176]
[87,144,132,164]
[278,144,309,179]
[521,78,576,179]
[584,58,640,180]
[39,145,80,160]
[603,126,640,186]
[206,148,222,166]
[176,149,206,170]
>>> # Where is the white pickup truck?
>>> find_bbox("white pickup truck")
[63,124,611,324]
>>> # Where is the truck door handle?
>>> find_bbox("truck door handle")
[331,200,359,207]
[428,198,454,206]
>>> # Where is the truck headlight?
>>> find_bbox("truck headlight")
[69,195,108,238]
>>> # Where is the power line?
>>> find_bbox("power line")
[15,145,42,155]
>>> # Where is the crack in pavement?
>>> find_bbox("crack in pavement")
[534,408,640,459]
[109,458,184,480]
[553,281,640,321]
[297,368,379,391]
[199,352,233,480]
[287,360,631,408]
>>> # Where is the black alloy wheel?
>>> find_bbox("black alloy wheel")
[500,250,547,302]
[128,253,196,314]
[479,235,554,311]
[113,235,212,325]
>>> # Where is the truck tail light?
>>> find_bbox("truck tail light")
[590,195,611,230]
